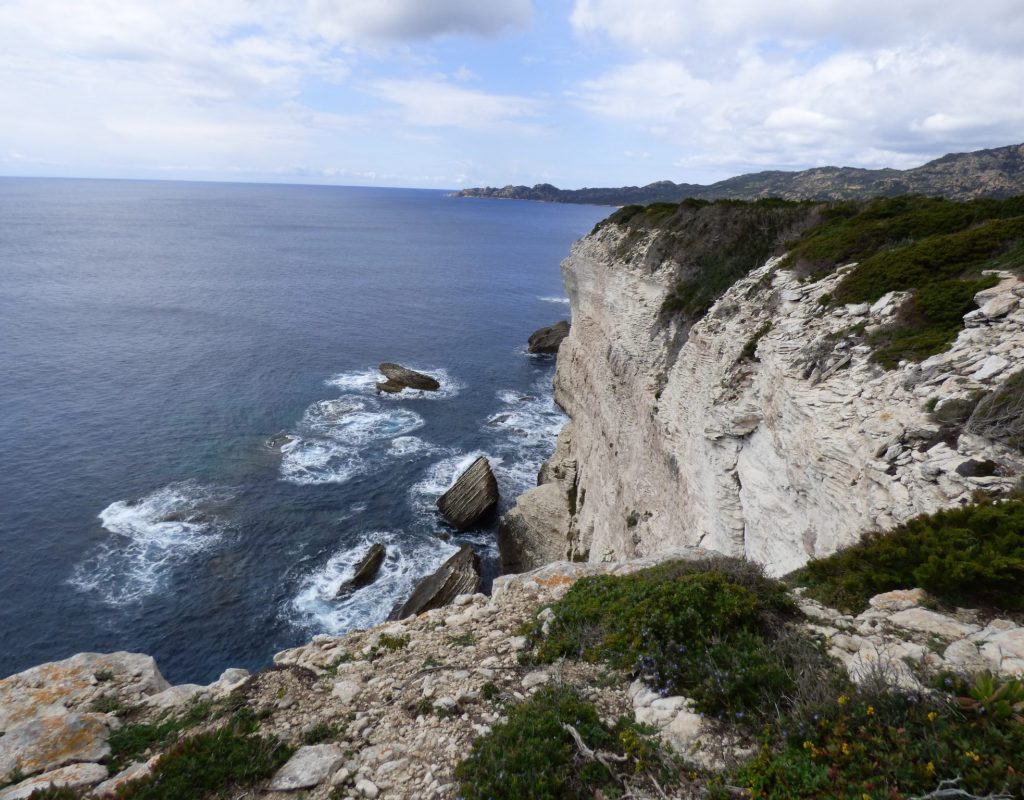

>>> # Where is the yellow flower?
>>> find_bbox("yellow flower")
[803,740,814,750]
[927,711,938,722]
[965,751,981,763]
[838,694,849,706]
[866,705,875,716]
[842,742,850,755]
[926,762,935,774]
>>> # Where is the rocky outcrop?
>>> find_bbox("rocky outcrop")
[336,544,387,598]
[503,221,1024,576]
[375,363,440,394]
[0,652,248,791]
[436,457,498,531]
[389,545,482,620]
[527,320,570,353]
[498,425,576,572]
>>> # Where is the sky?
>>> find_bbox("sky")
[1,0,1023,189]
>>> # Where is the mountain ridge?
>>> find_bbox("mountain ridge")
[454,142,1024,205]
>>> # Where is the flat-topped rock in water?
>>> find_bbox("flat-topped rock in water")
[528,320,570,353]
[389,544,481,620]
[436,456,498,530]
[336,543,387,598]
[375,363,441,394]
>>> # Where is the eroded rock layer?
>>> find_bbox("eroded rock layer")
[502,223,1024,575]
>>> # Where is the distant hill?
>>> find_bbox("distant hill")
[453,142,1024,205]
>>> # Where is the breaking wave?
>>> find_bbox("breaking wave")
[71,481,233,606]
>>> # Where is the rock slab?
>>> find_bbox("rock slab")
[269,744,345,791]
[0,762,108,800]
[436,456,498,530]
[389,544,481,620]
[528,320,570,353]
[375,363,441,393]
[336,543,387,598]
[0,713,110,780]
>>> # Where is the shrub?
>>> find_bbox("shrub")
[968,369,1024,452]
[739,322,772,362]
[791,501,1024,613]
[530,559,821,727]
[376,633,409,651]
[106,699,214,773]
[455,685,651,800]
[117,717,293,800]
[738,674,1024,799]
[782,196,1024,367]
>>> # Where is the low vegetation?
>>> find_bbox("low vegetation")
[784,195,1024,367]
[526,558,829,729]
[116,715,292,800]
[602,194,1024,367]
[735,671,1024,799]
[968,369,1024,452]
[596,198,823,320]
[455,685,668,800]
[791,501,1024,613]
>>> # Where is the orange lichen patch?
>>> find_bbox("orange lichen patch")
[0,713,110,779]
[532,573,576,589]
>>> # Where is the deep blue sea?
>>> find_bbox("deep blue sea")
[0,178,608,683]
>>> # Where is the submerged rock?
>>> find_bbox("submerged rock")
[436,457,498,530]
[267,433,295,450]
[336,543,387,598]
[527,320,570,353]
[375,363,441,394]
[389,545,481,620]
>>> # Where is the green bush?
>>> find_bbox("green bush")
[106,699,215,773]
[738,674,1024,799]
[968,369,1024,452]
[781,196,1024,367]
[117,717,293,800]
[530,559,818,727]
[791,501,1024,613]
[455,685,652,800]
[740,322,772,362]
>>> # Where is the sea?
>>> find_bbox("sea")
[0,178,608,683]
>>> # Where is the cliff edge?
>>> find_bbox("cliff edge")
[503,198,1024,575]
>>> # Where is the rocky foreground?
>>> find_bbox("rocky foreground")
[2,550,1022,800]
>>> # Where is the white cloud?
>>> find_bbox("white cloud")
[371,79,542,133]
[570,0,1024,55]
[569,1,1024,179]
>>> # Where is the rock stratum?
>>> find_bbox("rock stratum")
[502,202,1024,576]
[454,141,1024,204]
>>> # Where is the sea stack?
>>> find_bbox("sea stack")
[388,544,481,620]
[527,320,570,353]
[436,456,499,530]
[375,363,441,393]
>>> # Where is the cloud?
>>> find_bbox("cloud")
[371,78,543,133]
[569,1,1024,179]
[307,0,532,42]
[570,0,1024,55]
[0,0,538,178]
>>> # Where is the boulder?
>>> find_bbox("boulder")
[375,363,440,394]
[528,320,570,354]
[498,484,571,573]
[0,652,169,733]
[0,713,111,781]
[336,543,387,598]
[436,457,498,530]
[389,545,481,620]
[269,744,346,791]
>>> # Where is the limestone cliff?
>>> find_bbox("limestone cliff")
[504,218,1024,576]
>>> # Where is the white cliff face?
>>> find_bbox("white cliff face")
[537,224,1024,576]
